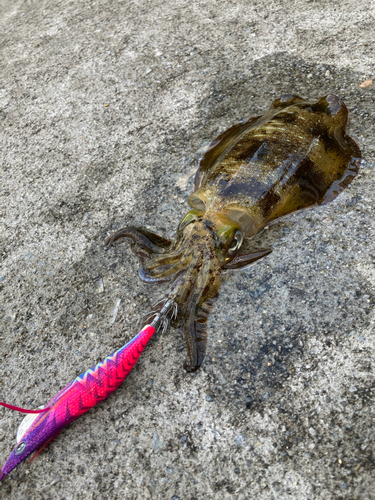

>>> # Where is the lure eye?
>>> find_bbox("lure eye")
[14,441,26,455]
[227,230,243,256]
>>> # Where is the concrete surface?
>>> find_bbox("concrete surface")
[0,0,374,499]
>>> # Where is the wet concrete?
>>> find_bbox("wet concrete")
[0,0,374,499]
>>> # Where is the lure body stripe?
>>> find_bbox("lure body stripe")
[0,325,155,481]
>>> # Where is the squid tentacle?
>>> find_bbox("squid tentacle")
[143,237,188,270]
[105,226,171,258]
[138,267,173,284]
[141,274,184,328]
[144,254,192,280]
[174,251,203,307]
[179,249,221,372]
[144,251,185,272]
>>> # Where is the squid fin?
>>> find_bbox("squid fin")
[269,94,306,110]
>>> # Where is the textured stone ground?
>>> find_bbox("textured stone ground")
[0,0,374,499]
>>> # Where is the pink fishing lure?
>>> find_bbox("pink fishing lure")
[0,324,155,481]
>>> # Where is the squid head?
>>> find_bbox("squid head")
[105,210,270,372]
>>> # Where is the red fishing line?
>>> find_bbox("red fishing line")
[0,402,50,414]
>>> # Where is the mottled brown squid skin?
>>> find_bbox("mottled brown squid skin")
[105,94,361,372]
[192,94,361,236]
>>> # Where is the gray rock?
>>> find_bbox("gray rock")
[234,433,246,446]
[152,432,164,453]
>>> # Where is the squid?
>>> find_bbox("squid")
[106,94,361,372]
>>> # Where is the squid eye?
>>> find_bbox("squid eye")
[228,230,243,256]
[15,441,26,455]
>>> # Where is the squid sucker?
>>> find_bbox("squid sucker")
[105,94,361,372]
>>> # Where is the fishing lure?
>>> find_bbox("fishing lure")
[0,302,174,481]
[105,94,361,372]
